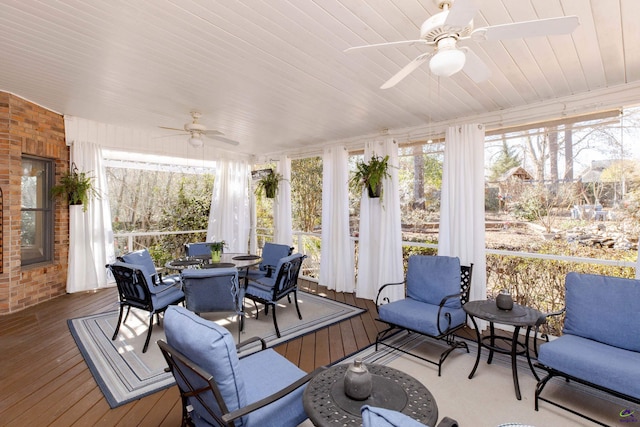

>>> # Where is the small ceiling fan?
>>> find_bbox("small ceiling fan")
[159,111,239,147]
[345,0,579,88]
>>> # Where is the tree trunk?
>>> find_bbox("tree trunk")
[412,146,424,209]
[564,125,574,181]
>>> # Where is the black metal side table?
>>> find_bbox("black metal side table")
[464,300,544,400]
[303,363,438,426]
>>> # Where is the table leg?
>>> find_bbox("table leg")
[467,315,481,380]
[525,326,540,381]
[511,325,522,400]
[487,322,495,364]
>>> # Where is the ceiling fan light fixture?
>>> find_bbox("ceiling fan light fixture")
[189,136,203,147]
[429,37,466,77]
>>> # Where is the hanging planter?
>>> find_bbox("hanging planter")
[50,163,98,212]
[350,155,391,199]
[255,170,284,199]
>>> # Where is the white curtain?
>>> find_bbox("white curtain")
[207,158,251,253]
[64,117,116,293]
[274,156,293,246]
[356,139,404,302]
[438,124,487,302]
[320,146,355,292]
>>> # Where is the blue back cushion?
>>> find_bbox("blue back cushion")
[564,272,640,352]
[120,249,157,282]
[164,306,247,424]
[181,268,243,313]
[260,243,291,271]
[406,255,461,308]
[185,242,212,257]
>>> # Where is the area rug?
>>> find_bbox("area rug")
[312,333,630,427]
[68,291,364,408]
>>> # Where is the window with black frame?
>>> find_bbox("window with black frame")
[21,156,53,266]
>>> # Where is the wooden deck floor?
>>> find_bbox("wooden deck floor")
[0,280,392,426]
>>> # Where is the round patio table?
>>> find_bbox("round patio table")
[165,253,261,271]
[303,363,438,426]
[464,300,544,400]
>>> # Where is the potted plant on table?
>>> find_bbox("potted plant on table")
[50,163,98,212]
[255,169,284,199]
[349,155,391,198]
[208,241,226,262]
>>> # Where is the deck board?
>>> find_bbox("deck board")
[0,279,400,425]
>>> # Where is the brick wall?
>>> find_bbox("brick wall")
[0,92,69,314]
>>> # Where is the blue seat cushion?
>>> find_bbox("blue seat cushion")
[361,405,426,427]
[406,256,461,308]
[150,284,184,309]
[564,272,640,352]
[245,281,274,302]
[538,334,640,399]
[238,348,308,427]
[164,306,247,426]
[378,297,466,337]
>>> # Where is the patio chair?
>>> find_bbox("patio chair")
[181,267,245,338]
[184,242,214,257]
[119,248,181,287]
[158,305,322,427]
[242,242,293,281]
[375,255,473,376]
[244,253,306,338]
[107,261,185,353]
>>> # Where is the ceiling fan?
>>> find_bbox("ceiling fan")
[345,0,579,88]
[159,111,239,147]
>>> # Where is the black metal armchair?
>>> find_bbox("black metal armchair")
[375,255,473,376]
[244,253,306,338]
[107,261,184,353]
[119,248,181,287]
[158,305,323,427]
[242,242,293,281]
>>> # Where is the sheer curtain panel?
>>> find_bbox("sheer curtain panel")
[274,155,293,246]
[64,116,116,293]
[320,146,355,292]
[356,139,404,302]
[207,158,250,253]
[438,124,487,302]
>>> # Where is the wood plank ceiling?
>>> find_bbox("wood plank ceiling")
[0,0,638,157]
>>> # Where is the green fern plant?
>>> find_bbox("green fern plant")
[50,163,98,211]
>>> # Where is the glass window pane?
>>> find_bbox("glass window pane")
[21,156,52,266]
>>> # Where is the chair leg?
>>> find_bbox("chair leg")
[122,305,131,323]
[293,291,302,320]
[112,305,125,341]
[143,313,154,353]
[272,304,281,338]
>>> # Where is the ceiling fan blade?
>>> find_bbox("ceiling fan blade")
[159,126,184,132]
[381,53,431,89]
[201,129,224,136]
[444,0,478,28]
[208,135,240,146]
[345,39,429,52]
[460,48,491,82]
[471,16,579,41]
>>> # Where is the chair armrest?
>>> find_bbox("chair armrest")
[265,265,276,278]
[436,292,463,335]
[222,366,327,424]
[236,336,267,352]
[375,281,405,311]
[536,307,566,326]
